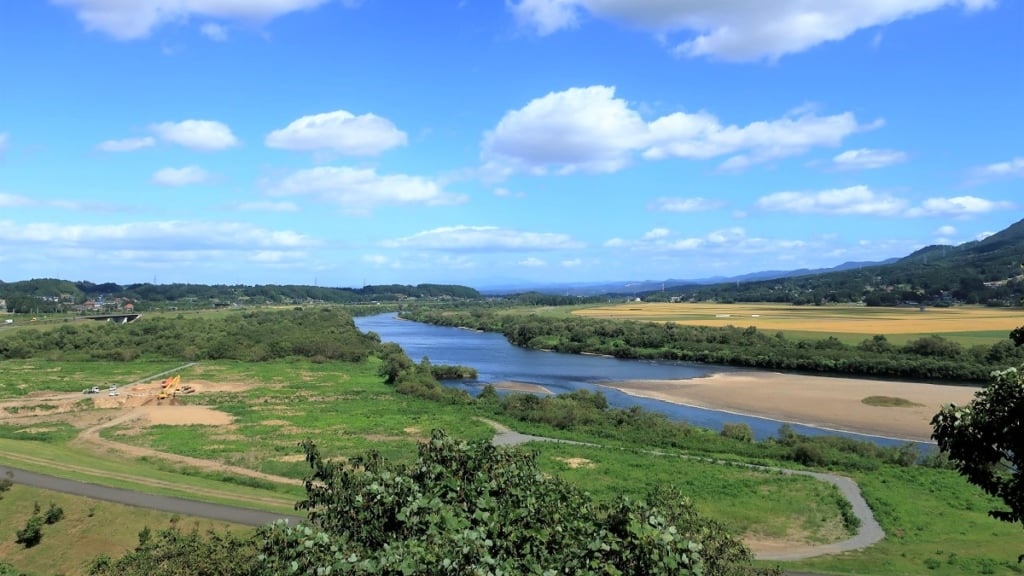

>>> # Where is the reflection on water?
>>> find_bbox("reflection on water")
[355,313,932,448]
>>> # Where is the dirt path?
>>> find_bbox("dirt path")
[477,418,884,561]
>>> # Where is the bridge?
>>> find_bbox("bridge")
[82,313,141,324]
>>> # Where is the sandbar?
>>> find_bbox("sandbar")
[604,371,981,442]
[492,381,553,395]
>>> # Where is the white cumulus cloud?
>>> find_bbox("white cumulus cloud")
[0,220,317,251]
[605,226,808,255]
[151,120,239,151]
[509,0,995,61]
[906,195,1013,217]
[973,157,1024,179]
[935,225,957,236]
[483,86,875,175]
[519,257,548,267]
[97,136,156,152]
[265,110,407,156]
[151,166,211,187]
[833,148,907,170]
[268,166,466,215]
[642,228,671,240]
[756,186,907,216]
[649,197,724,212]
[482,86,648,174]
[382,225,583,251]
[53,0,335,40]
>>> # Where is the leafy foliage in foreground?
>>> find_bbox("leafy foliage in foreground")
[87,526,261,576]
[273,431,773,575]
[87,432,776,575]
[932,364,1024,545]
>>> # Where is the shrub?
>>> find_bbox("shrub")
[44,502,65,525]
[15,515,44,548]
[720,422,754,443]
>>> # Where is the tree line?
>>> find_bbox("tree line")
[0,278,480,313]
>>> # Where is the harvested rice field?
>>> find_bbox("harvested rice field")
[573,302,1021,343]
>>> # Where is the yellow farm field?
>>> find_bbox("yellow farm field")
[573,303,1023,339]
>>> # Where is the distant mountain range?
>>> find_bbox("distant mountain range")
[477,259,901,296]
[657,217,1024,305]
[482,216,1024,306]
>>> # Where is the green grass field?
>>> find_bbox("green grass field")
[0,484,251,576]
[782,466,1024,575]
[528,442,853,544]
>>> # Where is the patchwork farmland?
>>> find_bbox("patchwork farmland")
[572,303,1022,345]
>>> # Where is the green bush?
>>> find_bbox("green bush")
[721,422,754,443]
[15,515,44,548]
[44,502,64,525]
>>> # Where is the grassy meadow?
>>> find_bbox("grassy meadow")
[0,484,251,576]
[783,466,1024,575]
[572,302,1022,345]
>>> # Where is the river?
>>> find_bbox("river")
[355,313,931,448]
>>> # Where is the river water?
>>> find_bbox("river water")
[355,313,930,448]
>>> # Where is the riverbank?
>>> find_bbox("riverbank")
[604,372,981,442]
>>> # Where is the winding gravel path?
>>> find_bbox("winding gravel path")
[478,418,884,561]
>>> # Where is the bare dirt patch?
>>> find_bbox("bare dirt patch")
[554,457,595,469]
[137,405,235,426]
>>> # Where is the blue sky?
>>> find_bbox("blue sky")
[0,1,1021,288]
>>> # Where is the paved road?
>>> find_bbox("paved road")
[0,465,303,527]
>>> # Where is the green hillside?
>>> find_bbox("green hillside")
[657,218,1024,306]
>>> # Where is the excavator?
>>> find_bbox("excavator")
[158,374,181,400]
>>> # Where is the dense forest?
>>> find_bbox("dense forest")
[0,279,479,313]
[647,218,1024,306]
[400,308,1024,384]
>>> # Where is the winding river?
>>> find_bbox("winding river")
[355,313,932,449]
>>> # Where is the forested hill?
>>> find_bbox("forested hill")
[654,217,1024,306]
[0,280,480,312]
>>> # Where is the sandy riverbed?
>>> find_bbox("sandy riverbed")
[604,372,981,442]
[491,381,553,395]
